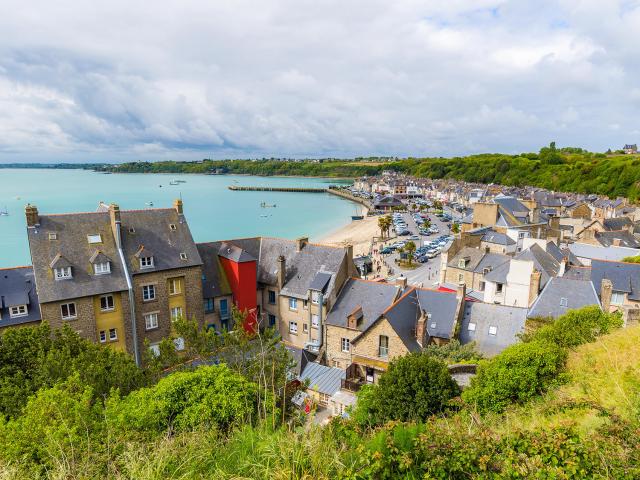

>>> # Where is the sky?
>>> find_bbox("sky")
[0,0,639,163]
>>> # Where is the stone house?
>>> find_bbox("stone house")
[0,266,41,329]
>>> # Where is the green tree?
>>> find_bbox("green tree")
[424,339,482,364]
[622,255,640,263]
[353,353,460,424]
[404,240,416,264]
[451,222,460,234]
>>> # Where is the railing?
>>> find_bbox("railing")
[341,378,363,392]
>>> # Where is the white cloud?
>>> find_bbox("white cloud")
[0,0,639,161]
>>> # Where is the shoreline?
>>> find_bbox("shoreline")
[315,212,379,257]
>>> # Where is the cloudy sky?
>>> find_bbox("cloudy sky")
[0,0,639,162]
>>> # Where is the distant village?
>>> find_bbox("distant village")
[1,167,640,418]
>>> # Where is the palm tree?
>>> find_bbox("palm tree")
[404,241,416,265]
[378,216,387,238]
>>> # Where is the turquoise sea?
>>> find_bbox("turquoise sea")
[0,169,355,268]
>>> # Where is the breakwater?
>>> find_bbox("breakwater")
[228,185,373,211]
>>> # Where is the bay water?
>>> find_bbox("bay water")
[0,169,355,267]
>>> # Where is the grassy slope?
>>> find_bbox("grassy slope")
[497,324,640,434]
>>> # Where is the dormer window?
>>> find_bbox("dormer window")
[483,267,492,274]
[87,234,102,244]
[169,224,177,231]
[48,233,58,241]
[179,253,187,260]
[54,267,72,280]
[128,227,136,234]
[9,305,27,318]
[94,262,111,275]
[458,259,465,269]
[140,256,154,269]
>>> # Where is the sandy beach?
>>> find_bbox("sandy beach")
[316,215,380,256]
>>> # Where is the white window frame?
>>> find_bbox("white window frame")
[169,278,181,295]
[458,273,464,282]
[171,306,183,321]
[87,234,102,244]
[94,262,111,275]
[61,302,77,320]
[179,252,188,260]
[468,322,477,332]
[378,335,389,358]
[458,259,465,269]
[496,283,504,294]
[109,328,118,341]
[488,325,498,336]
[99,330,107,343]
[611,291,625,306]
[289,321,298,334]
[559,297,568,307]
[100,295,115,312]
[140,256,154,269]
[311,314,319,328]
[341,337,350,353]
[144,313,159,330]
[289,298,297,311]
[48,233,57,240]
[9,305,28,318]
[54,267,72,280]
[142,284,156,301]
[311,291,320,304]
[303,323,308,333]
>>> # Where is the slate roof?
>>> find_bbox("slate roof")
[309,272,332,292]
[483,260,511,283]
[514,243,559,287]
[473,253,510,274]
[459,302,527,356]
[379,289,422,352]
[563,266,592,281]
[373,195,404,208]
[448,247,486,271]
[568,243,640,262]
[217,241,256,263]
[603,217,633,231]
[481,231,515,246]
[28,212,130,303]
[595,230,640,249]
[494,195,530,216]
[416,288,460,340]
[528,277,600,319]
[196,242,233,298]
[299,362,345,396]
[325,278,400,331]
[0,267,41,327]
[590,260,640,301]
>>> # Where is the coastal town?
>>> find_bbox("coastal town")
[2,171,639,420]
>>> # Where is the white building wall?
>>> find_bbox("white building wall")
[504,259,534,307]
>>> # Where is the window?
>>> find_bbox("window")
[268,314,276,327]
[61,303,77,320]
[479,281,486,292]
[458,259,465,269]
[100,295,114,311]
[220,299,229,318]
[179,252,188,260]
[9,305,27,318]
[171,306,183,321]
[488,325,498,336]
[289,298,297,310]
[128,227,136,234]
[483,267,492,274]
[378,335,389,358]
[169,223,177,231]
[559,297,568,307]
[268,290,276,304]
[48,233,57,240]
[311,291,320,304]
[518,231,526,239]
[303,299,308,309]
[458,273,464,282]
[142,284,156,301]
[169,278,181,295]
[468,322,477,332]
[140,256,154,269]
[94,262,110,275]
[145,313,158,330]
[496,283,504,294]
[303,323,308,333]
[204,298,214,313]
[87,234,102,244]
[611,291,625,306]
[311,314,319,328]
[430,322,437,329]
[109,328,117,341]
[289,321,298,334]
[99,330,107,343]
[341,337,350,353]
[54,267,72,280]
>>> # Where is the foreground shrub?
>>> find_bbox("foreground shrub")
[462,341,567,413]
[353,353,459,425]
[106,364,264,434]
[424,339,483,363]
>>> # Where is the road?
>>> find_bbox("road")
[383,211,452,288]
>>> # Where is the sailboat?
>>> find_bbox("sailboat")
[0,206,8,216]
[351,205,364,220]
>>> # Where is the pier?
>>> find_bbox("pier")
[228,185,327,193]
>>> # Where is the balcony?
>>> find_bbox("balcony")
[341,377,364,392]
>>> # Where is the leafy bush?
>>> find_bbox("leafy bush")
[462,341,567,413]
[353,353,459,425]
[424,339,483,363]
[106,365,263,434]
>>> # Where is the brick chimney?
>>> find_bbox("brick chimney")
[173,198,183,214]
[277,255,286,290]
[600,278,613,312]
[347,305,363,329]
[396,275,408,289]
[456,282,466,300]
[415,309,429,347]
[296,237,308,252]
[25,204,39,227]
[451,283,467,339]
[529,270,542,306]
[612,238,621,247]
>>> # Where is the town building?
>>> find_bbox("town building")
[0,266,41,329]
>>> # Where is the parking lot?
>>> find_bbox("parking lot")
[377,210,454,288]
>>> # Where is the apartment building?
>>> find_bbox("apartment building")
[26,200,204,364]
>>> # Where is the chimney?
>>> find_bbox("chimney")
[558,256,568,277]
[25,204,39,227]
[396,274,408,289]
[277,255,286,290]
[529,270,541,306]
[415,309,428,347]
[529,207,540,224]
[612,238,621,247]
[347,305,363,329]
[109,203,122,248]
[451,283,467,340]
[600,279,613,312]
[173,198,184,214]
[296,237,308,252]
[456,282,466,300]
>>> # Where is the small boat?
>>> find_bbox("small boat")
[145,201,154,207]
[260,202,277,208]
[259,214,268,218]
[169,181,179,186]
[0,206,8,216]
[351,205,365,220]
[175,180,187,184]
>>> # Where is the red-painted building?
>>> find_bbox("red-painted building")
[218,242,258,333]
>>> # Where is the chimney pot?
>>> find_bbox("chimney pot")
[173,198,184,214]
[600,278,613,312]
[277,255,286,289]
[25,204,39,227]
[296,237,308,252]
